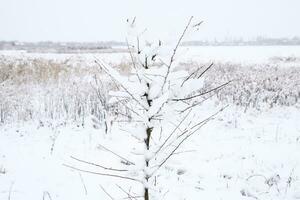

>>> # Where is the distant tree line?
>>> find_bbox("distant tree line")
[1,36,300,53]
[183,36,300,46]
[0,41,125,53]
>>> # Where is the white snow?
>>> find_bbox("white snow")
[1,46,300,200]
[1,104,300,200]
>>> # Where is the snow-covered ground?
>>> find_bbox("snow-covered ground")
[1,47,300,200]
[1,104,300,200]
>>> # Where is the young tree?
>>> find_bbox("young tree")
[66,16,229,200]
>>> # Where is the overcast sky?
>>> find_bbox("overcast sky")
[0,0,299,42]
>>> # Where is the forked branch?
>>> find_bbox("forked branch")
[161,16,195,92]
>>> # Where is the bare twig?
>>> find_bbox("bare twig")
[116,184,138,200]
[180,65,204,87]
[78,172,88,196]
[8,182,14,200]
[155,109,193,155]
[97,144,135,165]
[71,156,128,172]
[178,92,216,114]
[63,164,140,183]
[126,38,141,83]
[152,106,228,175]
[172,150,197,155]
[172,80,232,101]
[43,191,53,200]
[115,97,143,119]
[197,62,214,78]
[161,16,194,92]
[137,37,141,54]
[176,106,226,139]
[100,185,115,200]
[153,120,207,175]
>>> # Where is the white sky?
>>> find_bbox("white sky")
[0,0,299,42]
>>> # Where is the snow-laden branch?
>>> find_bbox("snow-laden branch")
[95,58,148,110]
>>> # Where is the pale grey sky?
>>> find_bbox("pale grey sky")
[0,0,299,42]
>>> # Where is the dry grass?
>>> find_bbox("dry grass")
[180,61,300,110]
[0,55,299,125]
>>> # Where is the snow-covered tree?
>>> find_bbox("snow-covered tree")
[68,17,228,200]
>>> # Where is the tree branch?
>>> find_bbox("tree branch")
[99,184,115,200]
[95,58,148,110]
[172,80,232,101]
[151,106,228,176]
[161,16,194,92]
[197,62,214,79]
[126,38,141,83]
[97,144,135,165]
[180,65,204,87]
[70,156,128,172]
[155,109,193,155]
[63,164,140,182]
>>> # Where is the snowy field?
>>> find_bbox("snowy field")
[2,45,300,64]
[1,46,300,200]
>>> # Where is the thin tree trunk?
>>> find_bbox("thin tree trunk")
[144,81,152,200]
[144,187,149,200]
[144,127,152,200]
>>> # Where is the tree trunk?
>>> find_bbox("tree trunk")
[144,82,152,200]
[144,126,152,200]
[144,187,149,200]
